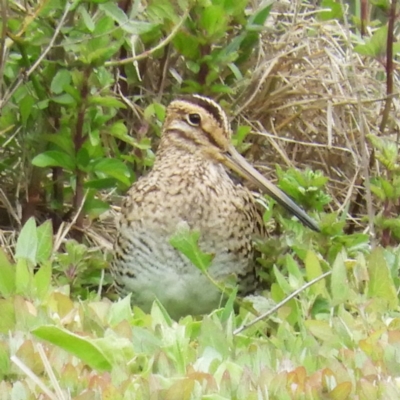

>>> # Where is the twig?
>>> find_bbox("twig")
[0,1,71,110]
[11,355,59,400]
[0,0,8,94]
[53,191,88,253]
[378,0,396,134]
[104,9,189,67]
[233,271,332,335]
[36,343,68,400]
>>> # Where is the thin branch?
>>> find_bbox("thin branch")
[0,1,71,110]
[36,343,68,400]
[233,271,332,335]
[11,356,59,400]
[0,0,8,95]
[378,0,396,134]
[104,9,189,67]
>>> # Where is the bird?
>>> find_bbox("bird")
[111,95,319,319]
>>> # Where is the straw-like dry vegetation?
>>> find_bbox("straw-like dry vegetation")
[1,0,400,398]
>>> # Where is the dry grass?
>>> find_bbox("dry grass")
[233,2,399,220]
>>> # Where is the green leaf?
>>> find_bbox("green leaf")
[40,133,74,156]
[318,0,343,21]
[51,93,77,105]
[200,5,227,38]
[108,295,133,326]
[248,4,272,26]
[92,158,131,186]
[79,5,95,32]
[169,226,214,272]
[50,70,71,94]
[83,198,110,218]
[304,320,336,342]
[354,26,388,58]
[330,382,352,400]
[273,265,292,295]
[34,262,52,300]
[76,147,90,170]
[0,248,15,296]
[32,151,75,171]
[88,96,126,108]
[84,178,119,190]
[32,325,112,371]
[86,45,121,64]
[15,258,31,295]
[36,220,53,263]
[99,2,128,25]
[19,94,35,126]
[305,250,326,296]
[330,250,348,305]
[0,299,16,333]
[173,32,200,59]
[367,247,398,309]
[15,218,37,265]
[108,122,151,150]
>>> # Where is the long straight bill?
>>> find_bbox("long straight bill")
[224,145,320,232]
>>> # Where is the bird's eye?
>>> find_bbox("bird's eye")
[187,113,201,126]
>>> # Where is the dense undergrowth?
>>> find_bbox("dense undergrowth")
[1,0,400,398]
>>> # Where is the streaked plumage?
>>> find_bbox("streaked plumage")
[111,95,318,319]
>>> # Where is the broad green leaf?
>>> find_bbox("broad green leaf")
[226,0,248,14]
[86,45,121,64]
[36,220,53,263]
[368,247,398,309]
[63,84,82,102]
[0,341,10,375]
[173,32,200,59]
[330,250,349,305]
[51,93,76,105]
[15,258,31,295]
[50,69,71,94]
[210,84,233,94]
[285,254,303,280]
[319,0,343,21]
[108,295,133,326]
[84,178,119,190]
[249,4,272,26]
[88,96,126,108]
[200,5,227,38]
[15,218,37,265]
[355,26,388,58]
[273,265,292,294]
[19,94,35,126]
[144,102,166,122]
[32,325,112,371]
[76,147,90,170]
[92,158,131,186]
[99,2,128,24]
[34,262,52,300]
[83,198,110,218]
[305,250,326,295]
[32,150,75,171]
[0,299,16,333]
[199,317,230,358]
[79,5,95,32]
[170,226,214,272]
[0,248,15,296]
[109,121,128,137]
[304,320,336,342]
[329,382,352,400]
[40,133,74,155]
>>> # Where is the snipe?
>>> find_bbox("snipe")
[112,95,319,319]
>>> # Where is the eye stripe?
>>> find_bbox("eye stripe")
[177,95,230,134]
